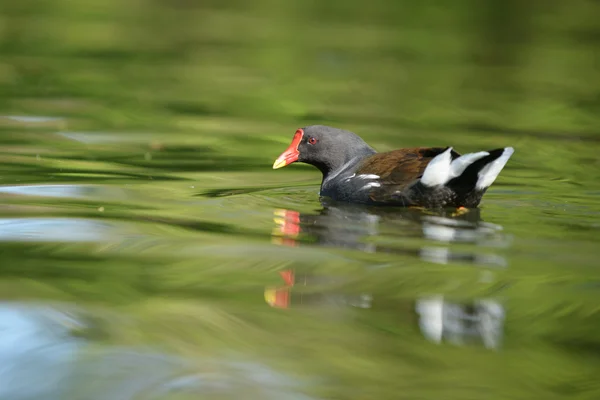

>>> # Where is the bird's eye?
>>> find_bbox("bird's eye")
[308,137,318,145]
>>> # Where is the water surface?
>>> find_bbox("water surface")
[1,1,600,399]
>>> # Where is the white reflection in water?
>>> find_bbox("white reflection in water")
[2,116,63,123]
[419,246,507,267]
[0,184,127,200]
[58,131,153,144]
[0,185,94,199]
[422,215,509,247]
[0,218,121,242]
[0,302,316,400]
[415,296,505,349]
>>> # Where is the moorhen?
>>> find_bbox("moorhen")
[272,125,514,208]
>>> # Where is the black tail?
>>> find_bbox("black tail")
[447,147,514,192]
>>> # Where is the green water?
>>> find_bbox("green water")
[1,1,600,399]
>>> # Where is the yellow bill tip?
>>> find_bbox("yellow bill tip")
[272,157,287,169]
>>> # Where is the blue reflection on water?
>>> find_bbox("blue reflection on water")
[0,303,317,400]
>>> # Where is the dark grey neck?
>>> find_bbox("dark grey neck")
[318,145,377,182]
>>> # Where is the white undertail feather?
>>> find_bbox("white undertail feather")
[449,151,489,179]
[476,147,514,190]
[420,147,453,187]
[421,147,514,189]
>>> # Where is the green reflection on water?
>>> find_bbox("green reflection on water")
[1,0,600,399]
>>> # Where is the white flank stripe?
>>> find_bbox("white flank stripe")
[323,157,361,186]
[343,174,356,182]
[361,182,381,190]
[358,174,380,180]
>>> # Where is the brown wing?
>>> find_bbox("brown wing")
[356,147,460,203]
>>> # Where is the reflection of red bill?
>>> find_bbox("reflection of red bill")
[271,236,299,247]
[272,209,301,247]
[271,236,298,247]
[264,270,295,308]
[279,269,295,286]
[273,209,301,235]
[264,287,290,308]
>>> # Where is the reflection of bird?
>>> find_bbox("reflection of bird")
[273,125,513,208]
[264,269,372,310]
[272,206,385,252]
[415,296,505,349]
[272,205,485,248]
[264,270,293,309]
[271,206,508,268]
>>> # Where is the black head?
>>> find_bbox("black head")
[272,125,376,177]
